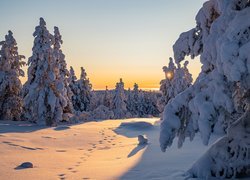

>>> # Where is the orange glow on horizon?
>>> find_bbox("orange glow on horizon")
[20,56,201,91]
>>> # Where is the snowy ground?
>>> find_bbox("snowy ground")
[0,118,218,180]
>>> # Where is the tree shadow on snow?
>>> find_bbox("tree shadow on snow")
[114,119,193,180]
[53,126,70,131]
[127,144,147,158]
[0,120,46,134]
[0,120,73,134]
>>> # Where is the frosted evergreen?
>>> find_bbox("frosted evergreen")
[160,0,250,178]
[70,67,92,112]
[103,86,112,109]
[0,31,25,120]
[53,26,74,114]
[158,57,192,113]
[112,78,128,119]
[23,18,68,126]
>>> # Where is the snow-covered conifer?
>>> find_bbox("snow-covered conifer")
[126,88,134,114]
[137,90,146,117]
[144,91,159,117]
[131,83,141,116]
[160,0,250,178]
[0,31,25,120]
[23,18,68,126]
[88,90,98,111]
[158,57,192,112]
[68,66,79,111]
[53,26,74,114]
[103,86,112,109]
[112,78,128,119]
[70,67,92,112]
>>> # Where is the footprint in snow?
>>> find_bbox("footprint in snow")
[41,136,55,139]
[56,150,67,152]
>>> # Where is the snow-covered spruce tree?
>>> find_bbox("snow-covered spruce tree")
[0,31,25,120]
[53,26,74,114]
[138,90,147,117]
[68,66,80,111]
[70,67,92,112]
[158,57,192,112]
[79,67,92,111]
[126,88,134,115]
[160,0,250,178]
[88,90,98,111]
[23,18,68,126]
[144,91,160,117]
[112,78,128,119]
[130,83,141,117]
[68,66,78,92]
[103,86,112,109]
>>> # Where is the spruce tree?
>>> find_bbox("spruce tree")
[160,0,250,178]
[159,57,192,112]
[103,86,112,109]
[24,18,68,126]
[112,78,127,119]
[53,26,74,114]
[70,67,92,112]
[0,31,25,120]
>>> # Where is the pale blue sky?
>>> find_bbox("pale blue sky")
[0,0,205,89]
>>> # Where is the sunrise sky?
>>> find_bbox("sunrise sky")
[0,0,205,90]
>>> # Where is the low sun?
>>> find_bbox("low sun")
[166,72,173,80]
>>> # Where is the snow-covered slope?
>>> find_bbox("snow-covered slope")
[0,118,217,180]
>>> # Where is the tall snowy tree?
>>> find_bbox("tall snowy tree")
[158,57,192,112]
[112,78,128,119]
[126,88,134,115]
[103,86,112,109]
[53,26,74,114]
[23,18,68,126]
[130,83,141,116]
[0,31,25,120]
[160,0,250,178]
[68,66,79,111]
[144,91,160,117]
[127,83,146,117]
[138,90,146,117]
[70,67,92,112]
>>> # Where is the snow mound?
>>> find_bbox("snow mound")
[118,121,154,131]
[138,135,148,145]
